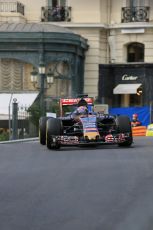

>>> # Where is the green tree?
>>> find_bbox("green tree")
[27,101,41,127]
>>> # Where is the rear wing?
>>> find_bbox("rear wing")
[60,97,94,116]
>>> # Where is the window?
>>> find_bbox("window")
[133,0,145,6]
[122,0,149,22]
[42,0,70,22]
[125,0,148,7]
[127,43,144,62]
[48,0,66,7]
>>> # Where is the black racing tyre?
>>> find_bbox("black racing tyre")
[46,118,63,150]
[39,117,48,145]
[116,115,133,147]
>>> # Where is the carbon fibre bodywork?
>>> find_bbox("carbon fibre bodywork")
[39,96,133,149]
[45,114,133,149]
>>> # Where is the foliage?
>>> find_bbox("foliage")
[28,98,61,125]
[27,101,41,127]
[0,132,9,141]
[47,98,60,116]
[46,98,75,116]
[28,97,71,124]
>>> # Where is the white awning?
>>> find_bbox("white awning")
[0,92,39,117]
[113,84,142,94]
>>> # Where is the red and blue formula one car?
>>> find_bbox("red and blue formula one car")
[39,95,133,149]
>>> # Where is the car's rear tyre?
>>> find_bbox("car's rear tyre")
[39,117,48,145]
[116,115,133,147]
[46,118,63,150]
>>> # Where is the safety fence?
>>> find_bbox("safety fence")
[0,103,39,142]
[109,106,152,127]
[109,106,153,137]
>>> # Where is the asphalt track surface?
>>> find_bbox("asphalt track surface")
[0,137,153,230]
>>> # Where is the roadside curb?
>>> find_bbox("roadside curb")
[0,137,39,144]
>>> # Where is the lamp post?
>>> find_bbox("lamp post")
[39,63,46,116]
[12,98,18,140]
[30,65,54,117]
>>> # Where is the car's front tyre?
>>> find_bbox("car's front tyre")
[46,118,63,150]
[116,115,133,147]
[39,117,48,145]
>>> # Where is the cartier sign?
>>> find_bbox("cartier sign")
[122,74,138,81]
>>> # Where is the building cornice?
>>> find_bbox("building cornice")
[51,22,153,30]
[51,22,108,29]
[109,22,153,29]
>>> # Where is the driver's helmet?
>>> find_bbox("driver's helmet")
[76,106,88,116]
[132,113,138,119]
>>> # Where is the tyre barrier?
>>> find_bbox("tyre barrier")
[132,126,147,136]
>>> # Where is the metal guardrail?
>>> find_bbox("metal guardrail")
[0,103,39,141]
[0,137,39,144]
[121,6,149,22]
[41,6,71,22]
[0,1,24,15]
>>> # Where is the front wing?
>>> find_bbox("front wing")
[52,133,132,146]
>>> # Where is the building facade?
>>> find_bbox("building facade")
[0,0,153,107]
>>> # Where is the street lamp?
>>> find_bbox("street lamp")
[30,67,38,87]
[30,65,54,116]
[38,63,45,75]
[136,86,143,96]
[46,69,54,85]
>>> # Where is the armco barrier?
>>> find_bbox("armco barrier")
[132,126,147,136]
[0,137,39,144]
